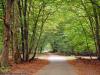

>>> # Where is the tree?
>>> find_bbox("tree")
[1,0,14,67]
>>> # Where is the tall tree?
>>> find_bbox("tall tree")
[90,0,100,59]
[12,0,21,63]
[1,0,14,67]
[23,0,29,61]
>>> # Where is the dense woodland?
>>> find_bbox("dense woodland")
[0,0,100,67]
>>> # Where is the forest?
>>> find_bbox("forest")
[0,0,100,74]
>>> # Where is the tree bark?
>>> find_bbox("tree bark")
[23,0,29,61]
[91,0,100,60]
[18,0,25,61]
[1,0,14,67]
[13,0,21,63]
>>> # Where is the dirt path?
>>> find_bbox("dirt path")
[35,55,77,75]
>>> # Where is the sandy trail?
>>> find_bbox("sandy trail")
[35,55,77,75]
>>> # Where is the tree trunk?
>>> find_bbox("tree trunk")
[1,0,14,67]
[18,0,25,61]
[91,0,100,60]
[13,0,21,63]
[23,0,29,61]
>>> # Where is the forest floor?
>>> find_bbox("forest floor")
[9,56,49,75]
[68,57,100,75]
[8,54,100,75]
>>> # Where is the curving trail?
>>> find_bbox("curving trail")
[35,54,77,75]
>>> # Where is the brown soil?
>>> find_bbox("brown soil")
[68,59,100,75]
[9,59,49,75]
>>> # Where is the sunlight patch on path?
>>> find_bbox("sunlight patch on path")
[38,55,76,62]
[48,55,76,62]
